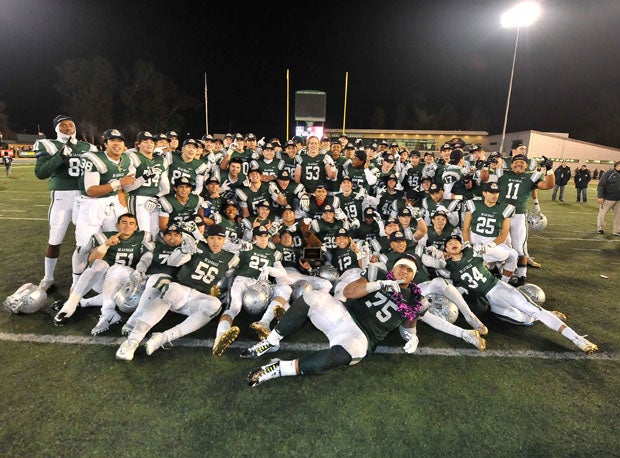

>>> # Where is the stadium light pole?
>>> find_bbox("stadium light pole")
[499,1,541,155]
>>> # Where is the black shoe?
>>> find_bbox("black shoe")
[53,312,69,327]
[50,299,65,311]
[598,230,604,234]
[509,276,527,287]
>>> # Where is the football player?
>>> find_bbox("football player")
[116,224,238,361]
[213,225,292,355]
[34,115,98,291]
[242,255,423,387]
[54,213,153,335]
[441,234,598,354]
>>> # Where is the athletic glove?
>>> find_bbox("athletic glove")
[300,194,310,211]
[257,137,265,148]
[180,233,199,255]
[144,197,159,212]
[334,207,347,221]
[60,143,72,158]
[349,218,360,230]
[540,156,554,171]
[472,243,485,256]
[142,166,157,180]
[367,279,402,294]
[130,270,145,284]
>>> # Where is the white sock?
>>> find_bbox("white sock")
[44,257,58,280]
[216,320,231,340]
[266,329,283,346]
[279,359,298,377]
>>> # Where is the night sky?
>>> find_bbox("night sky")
[1,0,619,141]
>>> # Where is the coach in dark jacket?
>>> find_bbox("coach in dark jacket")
[574,165,591,203]
[551,161,571,202]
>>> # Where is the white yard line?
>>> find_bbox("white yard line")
[0,332,615,361]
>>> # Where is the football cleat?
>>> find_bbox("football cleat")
[145,332,170,356]
[91,311,122,336]
[51,299,65,312]
[212,326,240,356]
[121,322,134,336]
[273,304,286,321]
[240,339,280,359]
[53,311,69,327]
[551,310,567,321]
[115,339,140,361]
[463,330,486,352]
[247,359,282,387]
[475,323,489,336]
[250,321,270,340]
[574,335,599,355]
[508,276,527,287]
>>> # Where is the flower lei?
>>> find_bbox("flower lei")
[386,271,424,320]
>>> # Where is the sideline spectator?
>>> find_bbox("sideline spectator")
[596,161,620,235]
[574,164,591,203]
[551,161,571,202]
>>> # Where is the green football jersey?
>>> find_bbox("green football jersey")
[168,152,209,185]
[425,224,457,251]
[403,163,426,193]
[497,170,539,214]
[236,246,281,279]
[236,183,272,217]
[444,246,498,295]
[34,139,97,191]
[174,242,237,295]
[338,193,364,221]
[219,217,244,243]
[345,270,417,351]
[127,151,169,197]
[466,200,515,238]
[80,151,133,197]
[329,246,357,274]
[159,192,202,225]
[147,241,181,277]
[93,230,151,268]
[296,153,329,193]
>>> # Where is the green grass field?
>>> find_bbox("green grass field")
[1,162,618,458]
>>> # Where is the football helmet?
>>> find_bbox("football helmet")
[114,278,146,314]
[242,281,273,315]
[527,210,548,231]
[426,293,459,323]
[4,283,47,314]
[518,283,546,306]
[317,265,339,282]
[291,280,313,301]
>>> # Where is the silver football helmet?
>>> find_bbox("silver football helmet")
[318,265,339,282]
[426,293,459,323]
[4,283,47,314]
[114,278,146,314]
[527,210,548,231]
[291,280,314,301]
[518,283,546,306]
[242,280,273,315]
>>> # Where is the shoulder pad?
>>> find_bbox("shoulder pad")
[82,152,108,174]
